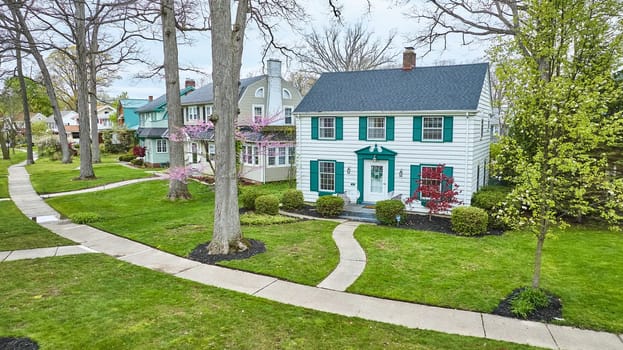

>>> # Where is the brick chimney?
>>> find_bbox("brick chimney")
[148,95,153,102]
[185,78,196,88]
[402,47,416,70]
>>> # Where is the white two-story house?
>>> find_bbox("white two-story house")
[294,48,493,210]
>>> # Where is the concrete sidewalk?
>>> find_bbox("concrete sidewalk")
[1,245,96,262]
[6,162,623,350]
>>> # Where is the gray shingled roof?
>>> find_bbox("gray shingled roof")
[181,75,265,105]
[137,127,168,139]
[294,63,489,113]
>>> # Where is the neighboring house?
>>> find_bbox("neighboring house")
[136,84,196,167]
[294,48,493,211]
[96,105,115,131]
[45,110,78,134]
[30,113,47,123]
[117,98,149,130]
[180,59,303,183]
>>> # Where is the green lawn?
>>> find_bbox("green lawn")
[46,181,339,285]
[27,157,154,194]
[0,201,73,251]
[0,254,541,349]
[0,151,26,198]
[350,225,623,333]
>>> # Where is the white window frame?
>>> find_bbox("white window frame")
[282,88,292,99]
[242,145,259,166]
[319,161,336,192]
[267,148,276,166]
[188,106,198,121]
[319,117,335,140]
[367,117,386,140]
[422,116,443,141]
[156,139,168,153]
[255,87,264,98]
[252,104,264,123]
[284,106,293,125]
[208,143,215,160]
[202,105,212,123]
[420,166,442,200]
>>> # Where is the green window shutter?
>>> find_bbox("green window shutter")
[310,160,318,191]
[386,116,395,141]
[335,161,345,193]
[443,116,453,142]
[359,117,367,140]
[336,117,343,140]
[413,116,422,141]
[442,166,453,192]
[311,117,319,140]
[409,165,421,199]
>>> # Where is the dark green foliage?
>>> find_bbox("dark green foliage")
[510,287,550,319]
[69,212,103,224]
[316,196,344,217]
[451,206,489,236]
[102,129,135,154]
[281,189,304,210]
[130,158,144,166]
[471,185,511,228]
[375,200,405,225]
[255,194,280,215]
[240,187,266,210]
[118,154,135,162]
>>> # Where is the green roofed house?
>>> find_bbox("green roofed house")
[118,98,149,130]
[294,47,494,211]
[136,83,195,167]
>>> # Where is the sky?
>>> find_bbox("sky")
[105,1,490,100]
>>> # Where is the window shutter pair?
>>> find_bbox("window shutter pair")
[309,160,344,194]
[412,116,453,142]
[358,117,394,141]
[311,117,343,140]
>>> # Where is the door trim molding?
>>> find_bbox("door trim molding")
[355,144,397,203]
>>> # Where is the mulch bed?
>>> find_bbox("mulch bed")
[188,239,266,265]
[492,287,563,322]
[0,337,39,350]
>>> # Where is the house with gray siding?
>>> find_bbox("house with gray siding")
[294,48,493,211]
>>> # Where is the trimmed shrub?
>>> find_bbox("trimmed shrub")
[119,154,135,162]
[451,206,488,236]
[316,195,344,217]
[510,287,550,319]
[69,212,103,224]
[471,185,511,228]
[255,194,280,215]
[375,200,405,225]
[240,187,266,210]
[130,158,144,166]
[281,189,304,210]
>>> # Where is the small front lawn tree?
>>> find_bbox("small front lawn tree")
[407,164,461,220]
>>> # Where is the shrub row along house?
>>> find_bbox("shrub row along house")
[135,59,303,183]
[294,48,494,209]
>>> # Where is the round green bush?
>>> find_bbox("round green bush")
[375,200,405,225]
[281,189,304,210]
[316,195,344,217]
[130,158,144,166]
[118,154,135,162]
[69,212,103,224]
[255,194,280,215]
[240,187,266,210]
[471,185,511,211]
[451,206,489,236]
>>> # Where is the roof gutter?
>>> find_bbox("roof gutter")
[294,110,479,117]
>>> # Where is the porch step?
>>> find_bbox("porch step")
[339,208,378,223]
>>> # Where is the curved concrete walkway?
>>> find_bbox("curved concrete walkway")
[41,173,168,199]
[6,162,623,350]
[317,221,366,291]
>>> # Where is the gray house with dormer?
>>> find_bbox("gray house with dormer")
[294,48,493,210]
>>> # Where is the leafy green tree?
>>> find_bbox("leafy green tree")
[494,0,623,288]
[0,77,52,116]
[31,120,49,139]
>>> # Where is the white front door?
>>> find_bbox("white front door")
[363,159,388,202]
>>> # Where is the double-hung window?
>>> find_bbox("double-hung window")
[253,105,264,123]
[242,145,258,165]
[319,161,335,192]
[319,117,335,139]
[423,117,443,141]
[156,139,167,153]
[367,117,386,140]
[267,148,276,166]
[420,166,441,200]
[188,106,198,121]
[284,107,293,125]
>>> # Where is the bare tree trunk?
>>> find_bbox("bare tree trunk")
[532,220,548,288]
[14,26,34,165]
[0,121,8,160]
[75,0,95,179]
[161,0,190,200]
[89,23,101,163]
[206,0,249,254]
[6,1,72,163]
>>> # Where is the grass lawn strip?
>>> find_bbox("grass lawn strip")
[0,201,73,251]
[350,225,623,333]
[0,254,542,349]
[0,151,26,198]
[27,157,154,194]
[46,181,340,285]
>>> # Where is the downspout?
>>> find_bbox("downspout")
[464,112,470,205]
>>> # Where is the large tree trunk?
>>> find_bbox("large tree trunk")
[161,0,191,200]
[89,24,101,163]
[7,1,72,163]
[14,27,34,165]
[206,0,249,255]
[75,0,95,179]
[0,121,8,160]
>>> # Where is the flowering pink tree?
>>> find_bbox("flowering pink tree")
[406,164,462,220]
